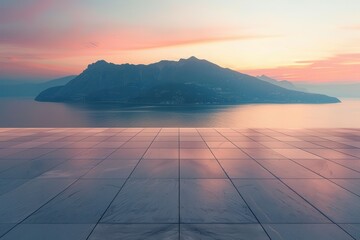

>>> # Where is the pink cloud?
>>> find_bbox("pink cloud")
[242,54,360,82]
[0,0,59,23]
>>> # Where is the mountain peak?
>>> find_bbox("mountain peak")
[179,56,200,62]
[87,60,110,70]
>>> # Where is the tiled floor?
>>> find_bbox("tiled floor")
[0,128,359,240]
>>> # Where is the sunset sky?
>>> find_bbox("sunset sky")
[0,0,359,82]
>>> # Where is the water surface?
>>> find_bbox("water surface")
[0,98,358,128]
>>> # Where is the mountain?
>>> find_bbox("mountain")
[296,82,360,98]
[35,57,340,104]
[0,76,75,98]
[256,75,360,98]
[257,75,307,92]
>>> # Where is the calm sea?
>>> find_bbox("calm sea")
[0,98,359,128]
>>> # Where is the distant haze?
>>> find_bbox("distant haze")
[0,0,359,83]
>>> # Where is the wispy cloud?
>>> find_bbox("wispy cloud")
[242,53,360,82]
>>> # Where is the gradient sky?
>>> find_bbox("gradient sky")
[0,0,359,82]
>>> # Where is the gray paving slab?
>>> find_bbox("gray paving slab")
[263,224,354,240]
[88,224,178,240]
[180,224,270,240]
[180,179,256,223]
[233,179,330,223]
[0,224,94,240]
[101,179,178,223]
[25,179,125,224]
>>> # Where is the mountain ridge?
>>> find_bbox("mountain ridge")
[35,57,340,104]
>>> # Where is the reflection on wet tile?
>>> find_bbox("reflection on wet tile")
[206,141,237,149]
[1,224,94,240]
[219,160,274,179]
[101,179,178,223]
[83,160,138,179]
[294,159,360,178]
[180,179,256,223]
[332,179,360,196]
[233,141,266,149]
[180,149,214,160]
[284,179,360,223]
[0,179,74,223]
[107,149,147,160]
[132,160,178,179]
[263,224,353,240]
[39,160,101,179]
[233,179,329,223]
[305,149,358,160]
[180,224,270,240]
[331,160,360,172]
[149,141,178,149]
[0,160,26,173]
[88,224,178,240]
[273,149,321,159]
[144,149,178,160]
[180,141,208,149]
[242,148,286,160]
[71,149,115,160]
[0,180,27,196]
[121,141,152,149]
[0,128,360,238]
[181,160,226,179]
[211,149,251,160]
[0,158,66,179]
[26,179,125,224]
[340,224,360,240]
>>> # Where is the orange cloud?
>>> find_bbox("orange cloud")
[242,54,360,82]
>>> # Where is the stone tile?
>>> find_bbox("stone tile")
[107,148,147,160]
[233,141,266,149]
[149,141,179,149]
[71,148,115,160]
[1,224,94,240]
[26,179,125,224]
[219,160,274,179]
[332,179,360,196]
[101,179,178,223]
[180,179,256,223]
[0,158,66,179]
[284,179,360,223]
[272,149,322,159]
[233,179,329,223]
[180,160,226,179]
[180,224,270,240]
[38,160,101,179]
[340,224,360,240]
[305,149,358,160]
[121,141,152,149]
[0,179,74,223]
[0,160,26,174]
[258,160,321,178]
[331,159,360,172]
[83,160,138,179]
[0,179,27,196]
[294,159,360,178]
[206,141,237,149]
[0,224,15,237]
[242,148,286,159]
[132,160,178,179]
[180,149,215,160]
[180,141,208,149]
[263,224,353,240]
[88,224,178,240]
[144,149,178,160]
[211,149,251,160]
